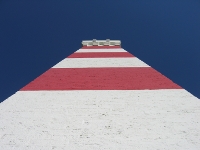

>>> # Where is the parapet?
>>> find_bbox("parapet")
[82,39,121,46]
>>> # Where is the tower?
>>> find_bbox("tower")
[0,39,200,149]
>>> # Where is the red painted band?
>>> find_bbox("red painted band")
[67,52,134,58]
[21,68,181,90]
[81,46,121,49]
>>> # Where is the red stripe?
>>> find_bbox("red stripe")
[67,52,134,58]
[81,46,121,49]
[21,68,181,90]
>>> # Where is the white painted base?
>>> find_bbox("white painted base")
[0,90,200,149]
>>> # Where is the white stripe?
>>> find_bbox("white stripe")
[76,48,127,53]
[1,90,199,149]
[52,58,149,68]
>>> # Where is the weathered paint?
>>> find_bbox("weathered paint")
[0,90,200,149]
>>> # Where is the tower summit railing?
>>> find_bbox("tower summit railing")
[82,39,121,46]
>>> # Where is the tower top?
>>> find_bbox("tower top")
[82,39,121,46]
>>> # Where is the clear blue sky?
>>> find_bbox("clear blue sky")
[0,0,200,102]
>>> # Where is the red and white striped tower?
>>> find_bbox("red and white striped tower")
[0,39,200,149]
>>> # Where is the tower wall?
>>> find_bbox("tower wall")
[0,41,200,149]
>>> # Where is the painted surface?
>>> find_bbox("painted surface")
[81,46,121,49]
[67,52,134,58]
[52,58,149,68]
[0,46,199,149]
[0,90,200,149]
[76,49,126,53]
[21,68,181,90]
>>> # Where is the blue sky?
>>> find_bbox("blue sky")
[0,0,200,102]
